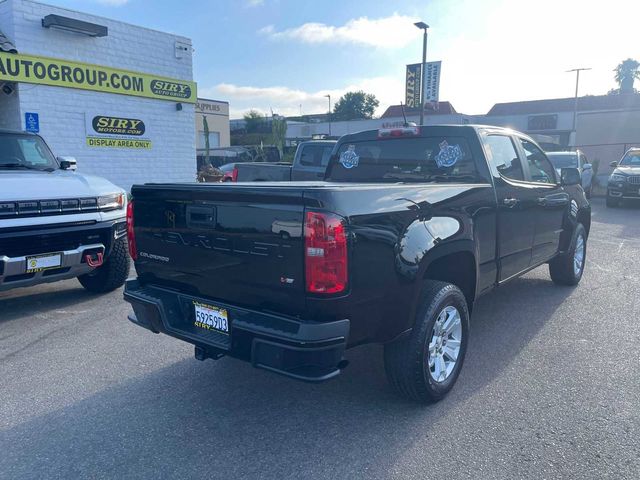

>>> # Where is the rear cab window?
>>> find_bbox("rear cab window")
[299,144,334,167]
[326,135,481,183]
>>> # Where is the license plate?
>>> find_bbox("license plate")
[26,253,62,273]
[193,302,229,334]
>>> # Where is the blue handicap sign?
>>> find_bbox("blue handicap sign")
[25,112,39,133]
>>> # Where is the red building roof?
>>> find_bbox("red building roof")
[487,94,640,116]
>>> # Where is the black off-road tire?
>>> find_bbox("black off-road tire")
[549,223,587,286]
[384,281,470,403]
[78,236,130,293]
[606,195,619,208]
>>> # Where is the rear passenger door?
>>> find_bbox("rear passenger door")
[515,136,568,265]
[483,133,540,281]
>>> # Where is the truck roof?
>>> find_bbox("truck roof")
[336,124,534,144]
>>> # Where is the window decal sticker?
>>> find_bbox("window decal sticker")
[339,145,360,169]
[435,140,462,168]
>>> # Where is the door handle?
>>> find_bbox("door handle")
[537,197,547,206]
[503,198,518,207]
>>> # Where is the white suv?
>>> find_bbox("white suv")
[0,130,129,293]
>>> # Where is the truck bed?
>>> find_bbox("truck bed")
[130,180,495,343]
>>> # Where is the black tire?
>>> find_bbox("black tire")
[606,195,619,208]
[78,236,130,293]
[549,223,587,286]
[384,281,469,403]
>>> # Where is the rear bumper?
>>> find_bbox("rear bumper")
[123,279,350,382]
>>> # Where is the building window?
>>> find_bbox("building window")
[197,131,220,149]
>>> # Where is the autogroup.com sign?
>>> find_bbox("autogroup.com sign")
[0,52,197,103]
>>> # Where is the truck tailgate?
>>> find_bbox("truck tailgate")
[131,184,307,315]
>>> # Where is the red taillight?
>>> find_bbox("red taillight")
[231,166,239,182]
[126,200,137,260]
[304,211,348,294]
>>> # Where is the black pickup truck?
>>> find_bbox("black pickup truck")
[124,125,590,403]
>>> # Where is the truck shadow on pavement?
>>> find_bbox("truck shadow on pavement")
[0,274,573,479]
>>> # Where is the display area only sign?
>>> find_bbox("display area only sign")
[0,52,197,103]
[85,113,152,149]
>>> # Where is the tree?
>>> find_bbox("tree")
[332,91,380,121]
[243,109,264,133]
[614,58,640,93]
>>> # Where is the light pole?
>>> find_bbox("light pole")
[324,94,331,137]
[566,67,591,147]
[414,21,429,126]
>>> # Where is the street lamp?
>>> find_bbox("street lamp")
[414,21,429,126]
[324,94,331,136]
[566,67,591,147]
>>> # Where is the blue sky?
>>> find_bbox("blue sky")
[47,0,640,118]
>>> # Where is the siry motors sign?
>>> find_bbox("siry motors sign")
[0,52,197,103]
[405,63,422,108]
[86,113,151,149]
[92,116,145,136]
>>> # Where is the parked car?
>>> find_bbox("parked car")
[606,148,640,207]
[546,150,594,198]
[123,125,590,403]
[0,130,129,293]
[234,140,336,181]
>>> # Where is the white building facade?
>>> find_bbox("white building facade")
[0,0,196,190]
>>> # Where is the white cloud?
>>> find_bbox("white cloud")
[260,14,421,48]
[200,77,404,119]
[95,0,129,5]
[246,0,264,7]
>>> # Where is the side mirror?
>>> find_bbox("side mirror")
[58,156,77,170]
[561,167,581,186]
[610,160,618,168]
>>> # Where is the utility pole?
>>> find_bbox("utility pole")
[414,21,429,126]
[324,94,331,136]
[567,67,591,147]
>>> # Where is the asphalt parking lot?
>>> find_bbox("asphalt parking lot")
[1,199,638,480]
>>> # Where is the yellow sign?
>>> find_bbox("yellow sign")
[86,137,152,149]
[0,52,196,103]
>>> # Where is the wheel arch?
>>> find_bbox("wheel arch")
[419,243,477,312]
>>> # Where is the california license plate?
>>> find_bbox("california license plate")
[193,302,229,334]
[26,253,62,273]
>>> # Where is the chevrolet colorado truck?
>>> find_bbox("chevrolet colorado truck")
[124,125,590,402]
[0,130,129,293]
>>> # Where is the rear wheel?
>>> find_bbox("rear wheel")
[78,236,130,293]
[384,281,469,403]
[549,223,586,286]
